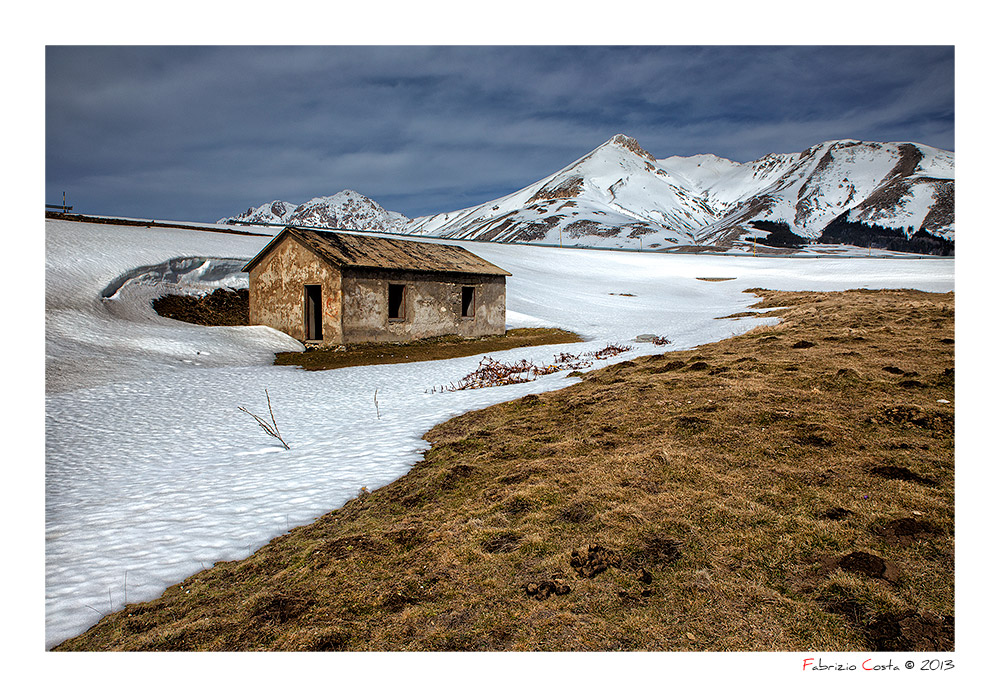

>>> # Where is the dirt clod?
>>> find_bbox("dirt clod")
[524,579,571,600]
[866,610,954,651]
[570,544,619,578]
[837,552,900,582]
[873,517,940,542]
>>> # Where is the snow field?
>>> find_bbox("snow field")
[44,220,954,647]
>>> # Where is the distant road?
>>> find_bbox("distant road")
[45,211,272,237]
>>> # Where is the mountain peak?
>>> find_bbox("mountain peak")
[605,134,656,161]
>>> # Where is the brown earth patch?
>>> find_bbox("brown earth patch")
[866,610,954,651]
[152,288,249,326]
[872,517,941,543]
[835,552,900,583]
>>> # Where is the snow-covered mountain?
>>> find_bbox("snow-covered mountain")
[224,135,954,254]
[402,135,954,254]
[220,190,410,233]
[404,134,720,249]
[692,139,954,253]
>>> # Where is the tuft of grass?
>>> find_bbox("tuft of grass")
[55,288,953,652]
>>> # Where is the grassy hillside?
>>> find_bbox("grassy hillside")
[55,288,954,651]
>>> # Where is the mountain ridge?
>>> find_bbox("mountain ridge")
[221,190,409,233]
[221,135,954,255]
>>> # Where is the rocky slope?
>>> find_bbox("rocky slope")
[404,135,953,254]
[223,135,954,254]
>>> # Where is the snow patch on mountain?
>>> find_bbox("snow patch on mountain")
[220,190,410,233]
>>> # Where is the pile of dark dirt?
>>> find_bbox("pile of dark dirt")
[570,544,619,578]
[872,517,940,542]
[152,288,249,326]
[866,610,954,651]
[524,579,571,600]
[836,551,900,582]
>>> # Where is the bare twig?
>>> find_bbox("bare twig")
[374,389,381,419]
[239,389,290,449]
[266,390,279,431]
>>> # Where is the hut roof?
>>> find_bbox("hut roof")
[242,227,511,277]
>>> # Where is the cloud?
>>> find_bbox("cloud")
[46,46,954,221]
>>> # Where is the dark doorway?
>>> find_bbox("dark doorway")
[305,285,323,340]
[461,286,475,317]
[388,284,405,320]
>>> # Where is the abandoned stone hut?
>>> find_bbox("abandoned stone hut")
[241,226,510,346]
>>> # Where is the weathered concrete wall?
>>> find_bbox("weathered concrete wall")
[248,236,343,345]
[341,269,505,343]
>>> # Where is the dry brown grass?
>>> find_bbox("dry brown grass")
[274,327,582,371]
[54,288,954,652]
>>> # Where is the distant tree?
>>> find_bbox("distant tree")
[747,220,809,248]
[819,213,953,256]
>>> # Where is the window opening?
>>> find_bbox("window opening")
[388,284,405,320]
[305,285,323,340]
[461,286,475,318]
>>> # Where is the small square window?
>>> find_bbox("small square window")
[461,286,475,317]
[388,284,405,320]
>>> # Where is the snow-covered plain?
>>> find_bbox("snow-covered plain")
[44,219,954,648]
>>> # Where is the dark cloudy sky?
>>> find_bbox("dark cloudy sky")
[45,45,954,223]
